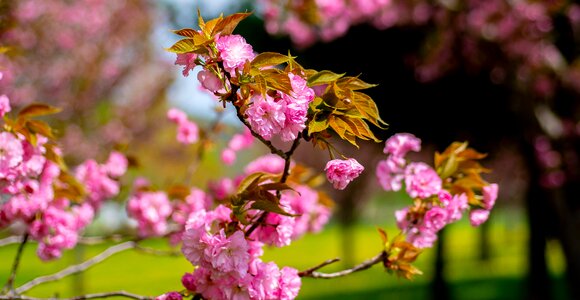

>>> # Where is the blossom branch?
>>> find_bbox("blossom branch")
[299,251,386,279]
[0,290,152,300]
[2,234,29,294]
[15,241,136,294]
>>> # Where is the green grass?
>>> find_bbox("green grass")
[0,207,569,299]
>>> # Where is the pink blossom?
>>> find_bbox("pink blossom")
[251,210,295,247]
[248,260,281,299]
[324,158,365,190]
[244,154,288,175]
[221,148,236,166]
[407,227,438,249]
[384,133,421,157]
[216,34,256,75]
[0,94,11,117]
[277,267,301,300]
[375,156,406,191]
[443,192,469,222]
[167,108,187,124]
[395,208,409,230]
[0,132,24,177]
[155,291,182,300]
[245,94,285,141]
[404,162,441,199]
[423,207,448,232]
[181,272,196,291]
[197,69,226,93]
[176,120,199,144]
[482,183,498,210]
[175,52,197,77]
[103,151,127,178]
[469,209,490,227]
[127,191,172,237]
[228,127,254,151]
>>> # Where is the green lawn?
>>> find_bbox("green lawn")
[0,207,569,299]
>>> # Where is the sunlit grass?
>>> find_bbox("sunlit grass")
[0,205,567,300]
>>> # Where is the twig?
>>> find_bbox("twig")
[2,234,29,294]
[0,235,22,247]
[78,235,128,245]
[297,258,341,277]
[133,244,181,257]
[299,251,386,279]
[0,290,152,300]
[15,241,136,294]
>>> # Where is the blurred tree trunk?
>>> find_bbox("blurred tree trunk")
[431,228,450,300]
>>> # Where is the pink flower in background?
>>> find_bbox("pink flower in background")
[104,151,128,178]
[167,108,199,145]
[469,209,490,227]
[245,154,288,175]
[216,34,256,75]
[176,120,199,144]
[324,158,364,190]
[0,132,24,176]
[384,133,421,157]
[221,127,255,165]
[404,162,441,199]
[127,191,172,237]
[482,183,499,210]
[167,108,187,124]
[376,156,406,191]
[0,95,11,117]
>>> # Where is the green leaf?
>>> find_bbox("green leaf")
[250,200,296,216]
[18,103,62,118]
[259,182,296,193]
[237,172,266,194]
[307,116,329,135]
[307,70,346,87]
[337,76,378,90]
[166,38,196,54]
[265,73,293,95]
[251,52,291,69]
[212,12,252,36]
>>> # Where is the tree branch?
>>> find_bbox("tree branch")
[15,241,135,294]
[0,235,22,247]
[299,251,386,279]
[2,234,29,294]
[0,290,152,300]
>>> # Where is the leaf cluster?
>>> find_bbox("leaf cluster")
[306,70,388,148]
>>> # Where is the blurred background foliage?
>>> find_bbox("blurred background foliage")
[1,0,579,299]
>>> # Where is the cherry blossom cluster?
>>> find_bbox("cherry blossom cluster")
[167,108,200,145]
[129,154,330,299]
[0,87,128,260]
[259,0,580,99]
[0,0,172,162]
[376,133,498,249]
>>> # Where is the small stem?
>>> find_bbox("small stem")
[298,258,341,277]
[0,290,152,300]
[3,233,29,294]
[15,241,135,294]
[299,251,386,279]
